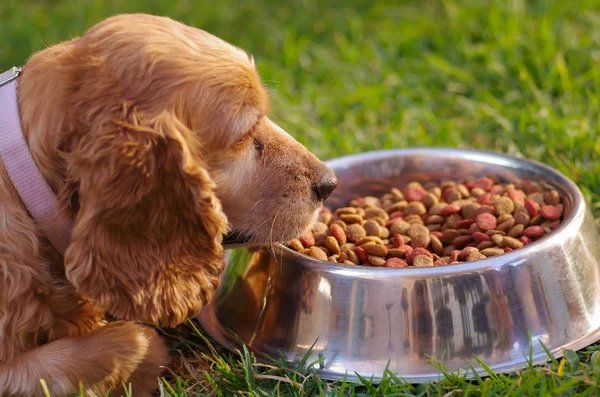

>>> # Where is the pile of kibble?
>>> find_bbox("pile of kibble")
[286,177,565,267]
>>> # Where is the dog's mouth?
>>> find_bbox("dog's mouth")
[222,231,251,246]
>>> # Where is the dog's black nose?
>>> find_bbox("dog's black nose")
[313,176,338,201]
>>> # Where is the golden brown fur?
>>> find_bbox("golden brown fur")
[0,13,335,396]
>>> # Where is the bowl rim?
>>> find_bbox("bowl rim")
[273,147,587,276]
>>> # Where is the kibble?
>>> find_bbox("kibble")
[287,176,566,267]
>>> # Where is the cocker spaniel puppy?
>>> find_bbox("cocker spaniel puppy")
[0,13,336,396]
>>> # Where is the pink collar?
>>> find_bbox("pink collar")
[0,67,73,256]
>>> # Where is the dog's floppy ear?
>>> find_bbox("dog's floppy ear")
[63,105,228,327]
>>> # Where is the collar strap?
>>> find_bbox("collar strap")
[0,67,73,256]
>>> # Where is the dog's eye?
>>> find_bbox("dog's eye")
[253,138,264,152]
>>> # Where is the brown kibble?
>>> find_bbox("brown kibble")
[429,202,446,215]
[325,236,341,255]
[467,250,486,261]
[502,236,523,249]
[312,222,329,235]
[457,184,470,199]
[491,234,504,246]
[365,207,389,221]
[496,214,513,224]
[356,236,384,246]
[388,247,411,258]
[486,229,506,236]
[411,233,431,249]
[343,260,357,266]
[340,214,363,224]
[288,239,304,251]
[471,187,486,197]
[363,220,382,237]
[331,220,347,230]
[481,247,505,257]
[477,241,495,250]
[335,207,357,216]
[497,218,515,232]
[514,211,530,226]
[427,224,442,232]
[407,223,430,239]
[530,214,543,225]
[361,241,388,257]
[347,250,360,265]
[494,196,515,216]
[386,201,408,214]
[446,213,463,229]
[404,201,427,216]
[346,224,367,243]
[391,187,405,201]
[426,215,445,224]
[328,255,339,263]
[389,220,410,236]
[508,224,524,238]
[340,243,356,253]
[442,229,460,245]
[461,203,480,220]
[544,190,561,206]
[413,255,434,267]
[421,193,439,208]
[368,255,387,267]
[308,246,328,260]
[430,235,444,255]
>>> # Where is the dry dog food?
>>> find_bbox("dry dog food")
[286,177,566,267]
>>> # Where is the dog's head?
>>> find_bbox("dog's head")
[38,14,336,326]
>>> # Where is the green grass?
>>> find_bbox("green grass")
[3,0,600,395]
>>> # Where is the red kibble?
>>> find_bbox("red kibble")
[449,250,461,263]
[390,211,404,220]
[406,247,432,265]
[421,214,429,223]
[477,192,493,205]
[525,199,539,218]
[354,247,368,264]
[465,181,475,190]
[440,204,461,216]
[386,217,404,227]
[431,231,444,239]
[452,235,473,248]
[473,231,491,242]
[457,219,475,229]
[541,205,561,221]
[508,189,525,204]
[320,206,331,214]
[299,232,315,247]
[391,234,405,248]
[504,247,513,252]
[386,257,408,268]
[475,212,497,231]
[406,188,427,202]
[473,177,494,191]
[550,220,560,230]
[520,236,533,245]
[523,226,544,238]
[466,242,479,248]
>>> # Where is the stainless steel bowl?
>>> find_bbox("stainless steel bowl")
[198,148,600,383]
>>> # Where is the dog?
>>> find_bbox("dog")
[0,13,336,396]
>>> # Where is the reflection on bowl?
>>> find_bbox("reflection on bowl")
[198,148,600,383]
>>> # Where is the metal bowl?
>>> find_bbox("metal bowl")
[198,148,600,383]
